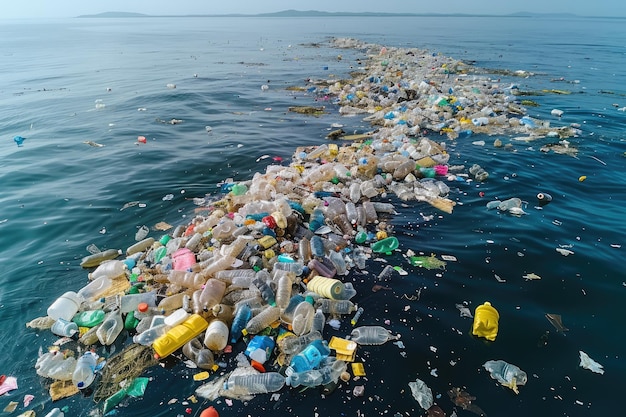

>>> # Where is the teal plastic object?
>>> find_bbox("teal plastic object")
[371,237,399,254]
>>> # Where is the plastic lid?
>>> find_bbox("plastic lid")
[138,302,149,313]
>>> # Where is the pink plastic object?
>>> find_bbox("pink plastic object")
[434,165,448,176]
[172,248,196,271]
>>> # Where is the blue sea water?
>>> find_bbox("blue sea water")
[1,15,625,417]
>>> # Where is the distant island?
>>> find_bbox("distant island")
[77,10,582,19]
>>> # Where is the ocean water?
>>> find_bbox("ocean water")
[1,15,625,417]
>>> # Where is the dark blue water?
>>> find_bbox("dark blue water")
[1,16,625,417]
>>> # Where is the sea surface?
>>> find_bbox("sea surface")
[1,15,625,417]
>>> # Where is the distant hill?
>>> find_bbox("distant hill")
[77,11,149,18]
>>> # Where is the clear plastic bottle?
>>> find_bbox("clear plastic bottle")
[119,291,157,314]
[168,270,206,290]
[292,300,315,336]
[377,264,397,282]
[77,276,112,301]
[133,323,170,346]
[251,272,276,306]
[80,249,122,268]
[183,337,215,370]
[96,308,124,345]
[225,372,285,394]
[280,294,305,324]
[244,305,280,335]
[286,357,346,388]
[216,269,256,285]
[89,260,126,280]
[126,237,156,256]
[199,254,236,278]
[328,250,347,275]
[273,261,304,276]
[311,309,326,335]
[192,278,227,314]
[309,235,325,258]
[280,330,322,355]
[316,299,356,315]
[298,237,312,263]
[72,351,98,389]
[350,325,399,345]
[275,274,293,310]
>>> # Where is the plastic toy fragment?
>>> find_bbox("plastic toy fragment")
[14,136,26,146]
[472,302,499,341]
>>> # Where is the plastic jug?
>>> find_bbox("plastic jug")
[96,308,124,345]
[72,351,98,389]
[287,339,330,374]
[472,301,499,341]
[47,291,83,321]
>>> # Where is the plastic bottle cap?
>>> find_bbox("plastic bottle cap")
[138,302,149,312]
[250,359,266,373]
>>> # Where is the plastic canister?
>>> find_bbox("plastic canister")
[306,276,345,300]
[153,314,209,359]
[245,335,275,364]
[47,291,84,321]
[472,302,499,341]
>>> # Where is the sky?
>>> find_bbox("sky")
[2,0,625,19]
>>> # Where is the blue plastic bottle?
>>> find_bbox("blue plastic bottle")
[230,303,252,343]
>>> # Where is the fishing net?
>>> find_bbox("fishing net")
[93,344,158,402]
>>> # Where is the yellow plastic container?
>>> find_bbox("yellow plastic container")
[153,314,208,359]
[472,302,499,341]
[306,276,345,300]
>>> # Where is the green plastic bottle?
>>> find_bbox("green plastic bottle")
[73,310,105,327]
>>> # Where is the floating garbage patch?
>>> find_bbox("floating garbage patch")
[19,38,600,416]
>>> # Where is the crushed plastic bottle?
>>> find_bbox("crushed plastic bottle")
[350,326,399,345]
[483,360,527,394]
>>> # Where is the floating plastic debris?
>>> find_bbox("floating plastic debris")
[523,272,541,281]
[545,313,569,333]
[483,360,527,394]
[579,351,604,374]
[408,378,433,410]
